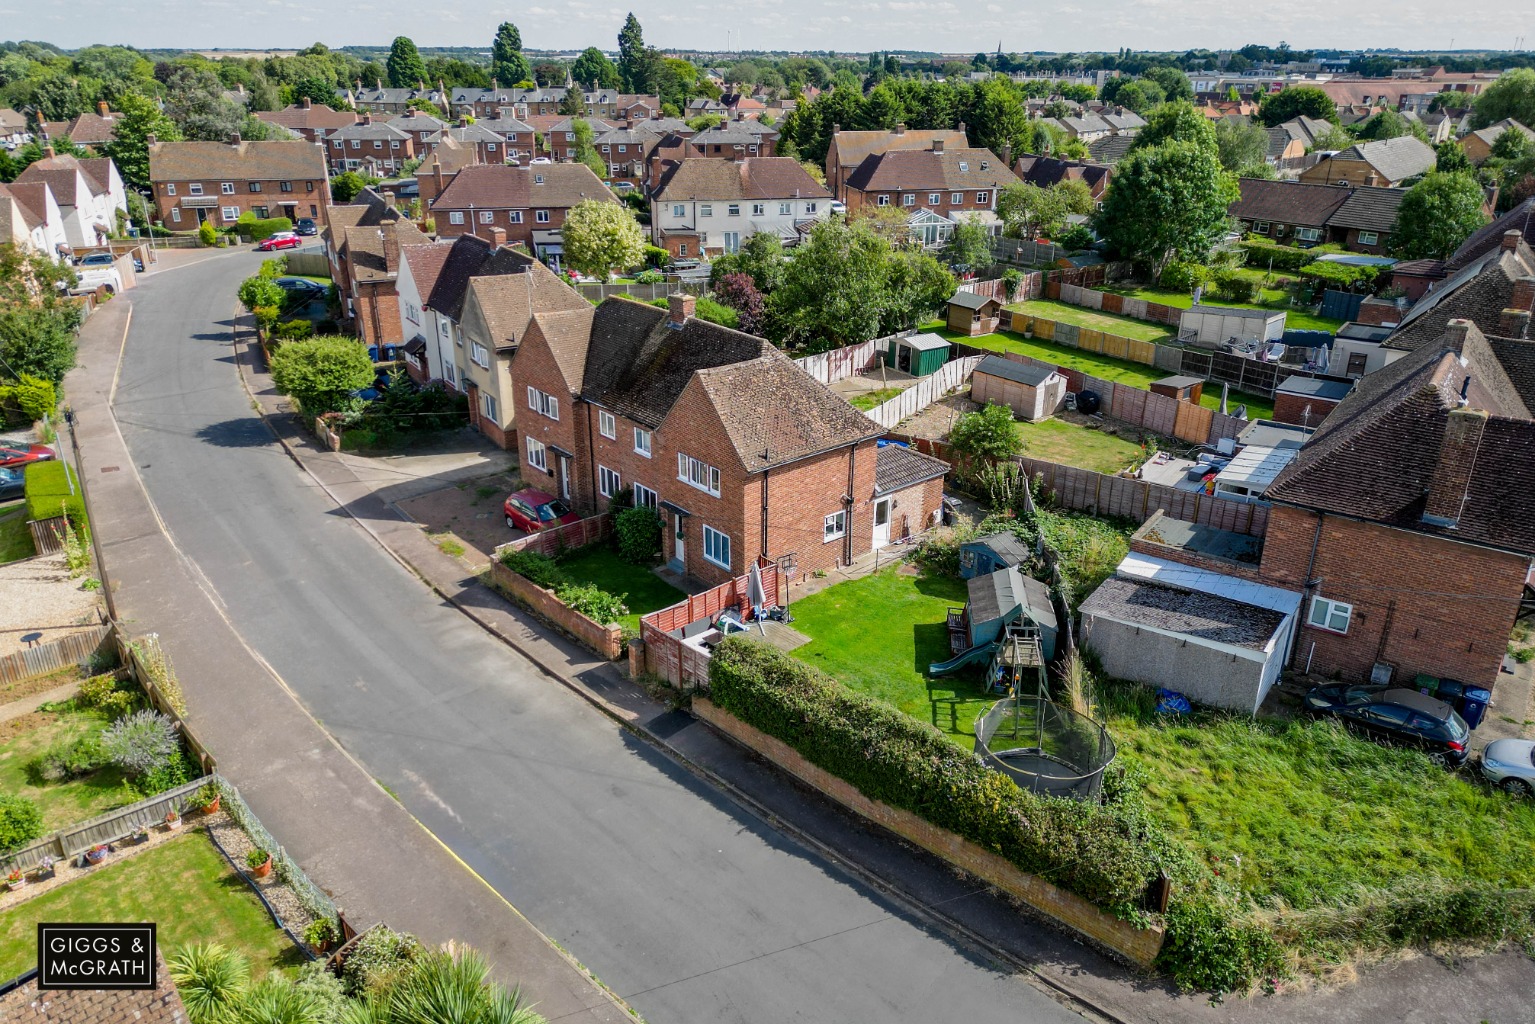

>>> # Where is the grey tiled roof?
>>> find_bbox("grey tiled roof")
[1387,241,1535,352]
[874,444,949,494]
[1327,186,1407,233]
[1334,136,1436,183]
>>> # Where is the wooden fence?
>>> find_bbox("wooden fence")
[0,776,214,872]
[27,515,66,556]
[1054,282,1187,327]
[284,252,330,277]
[991,237,1067,268]
[116,630,219,774]
[504,513,612,557]
[0,623,114,687]
[1001,310,1162,368]
[1020,457,1270,536]
[865,355,983,429]
[639,561,783,690]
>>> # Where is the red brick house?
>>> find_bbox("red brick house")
[510,294,944,585]
[322,188,426,348]
[841,143,1018,231]
[825,124,968,198]
[387,111,448,150]
[1258,319,1535,691]
[428,162,614,263]
[325,117,415,176]
[255,99,359,144]
[147,135,327,229]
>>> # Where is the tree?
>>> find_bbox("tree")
[1470,68,1535,131]
[572,48,621,91]
[1491,127,1532,162]
[1389,172,1489,260]
[618,13,647,92]
[1131,101,1217,152]
[491,23,531,89]
[570,118,607,179]
[714,272,766,334]
[533,61,566,88]
[386,36,427,90]
[330,171,369,202]
[268,336,376,413]
[1435,141,1472,175]
[1142,66,1193,104]
[949,403,1022,462]
[164,66,250,142]
[1111,80,1164,115]
[103,91,179,192]
[1213,118,1269,173]
[1309,123,1355,153]
[289,75,339,108]
[944,218,993,269]
[558,88,586,116]
[561,199,645,280]
[1258,86,1336,127]
[965,76,1029,160]
[709,230,786,292]
[997,182,1068,238]
[238,275,285,312]
[1053,178,1095,216]
[1095,140,1239,278]
[1355,109,1427,143]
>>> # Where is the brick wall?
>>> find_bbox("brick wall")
[1259,504,1529,687]
[354,280,404,347]
[487,559,624,659]
[509,319,590,506]
[761,442,878,579]
[1271,390,1341,428]
[691,697,1166,968]
[153,179,323,227]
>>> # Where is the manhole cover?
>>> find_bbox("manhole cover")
[100,466,120,473]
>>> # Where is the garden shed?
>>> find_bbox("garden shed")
[1148,375,1205,405]
[885,332,951,376]
[966,566,1058,661]
[1179,304,1286,349]
[959,530,1033,579]
[970,355,1066,421]
[946,291,1003,336]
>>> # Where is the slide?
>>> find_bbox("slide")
[929,643,997,676]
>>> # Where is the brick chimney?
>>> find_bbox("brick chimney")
[145,133,156,146]
[1363,171,1380,187]
[301,97,312,110]
[667,292,695,328]
[1501,275,1535,337]
[932,138,945,153]
[488,226,506,248]
[361,112,373,125]
[1422,405,1488,528]
[381,226,400,273]
[96,100,109,117]
[1502,229,1523,252]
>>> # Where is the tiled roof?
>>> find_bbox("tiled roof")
[387,112,447,132]
[429,123,503,145]
[1013,154,1110,193]
[1,952,187,1024]
[463,258,590,353]
[1081,576,1286,650]
[400,241,455,299]
[149,139,326,183]
[1332,136,1436,182]
[530,306,598,391]
[1327,185,1407,233]
[343,219,428,282]
[1267,320,1535,552]
[690,126,775,148]
[1468,118,1535,148]
[476,114,535,135]
[654,158,830,202]
[1447,199,1535,271]
[41,111,118,144]
[1087,134,1136,165]
[0,107,26,131]
[830,128,968,171]
[257,104,359,131]
[5,181,52,228]
[14,157,88,207]
[330,122,411,142]
[844,147,1019,193]
[432,163,613,212]
[425,235,540,321]
[874,443,950,495]
[1386,239,1535,351]
[1230,177,1348,229]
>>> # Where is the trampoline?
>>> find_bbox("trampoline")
[974,696,1116,801]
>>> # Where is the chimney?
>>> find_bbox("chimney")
[931,138,944,153]
[97,100,109,117]
[894,122,906,135]
[1001,142,1012,167]
[1422,405,1488,528]
[1501,308,1533,339]
[44,143,55,158]
[667,292,695,328]
[361,112,373,125]
[1363,171,1380,187]
[1513,275,1535,312]
[381,226,400,273]
[228,132,241,146]
[1503,229,1524,252]
[831,122,840,134]
[458,116,470,128]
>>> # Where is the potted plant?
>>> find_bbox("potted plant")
[84,844,109,865]
[164,809,181,830]
[246,848,273,879]
[303,917,338,954]
[37,855,55,880]
[196,784,221,816]
[131,823,150,844]
[6,867,25,891]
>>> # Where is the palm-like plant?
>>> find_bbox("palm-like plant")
[236,977,328,1024]
[379,947,544,1024]
[168,943,250,1024]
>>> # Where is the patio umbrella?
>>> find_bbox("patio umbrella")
[747,563,767,634]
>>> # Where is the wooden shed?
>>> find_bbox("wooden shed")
[1148,375,1205,405]
[946,291,1003,336]
[959,530,1033,579]
[884,332,951,377]
[970,355,1066,422]
[1178,304,1286,349]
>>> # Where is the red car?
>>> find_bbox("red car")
[256,232,301,251]
[0,443,55,469]
[504,488,580,533]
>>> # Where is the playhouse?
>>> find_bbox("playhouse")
[958,531,1033,580]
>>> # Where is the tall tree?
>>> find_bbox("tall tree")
[102,91,180,193]
[572,47,621,91]
[1142,66,1193,104]
[1213,118,1270,173]
[617,13,646,93]
[1434,141,1472,175]
[1257,86,1336,127]
[491,23,531,88]
[1470,68,1535,131]
[570,118,607,178]
[561,199,645,280]
[965,77,1028,160]
[386,36,427,89]
[1131,100,1217,152]
[1095,140,1239,278]
[1389,173,1489,259]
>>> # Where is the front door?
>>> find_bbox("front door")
[558,456,571,501]
[672,514,686,569]
[872,497,892,547]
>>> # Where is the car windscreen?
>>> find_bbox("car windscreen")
[538,500,571,521]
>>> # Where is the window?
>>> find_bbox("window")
[390,140,400,150]
[526,436,548,472]
[565,132,575,140]
[351,139,361,149]
[487,143,497,151]
[1296,227,1322,242]
[633,482,658,508]
[876,195,890,207]
[700,204,713,217]
[527,386,559,420]
[479,210,495,223]
[221,206,240,221]
[373,140,383,150]
[672,204,686,218]
[929,193,942,205]
[678,243,688,256]
[280,181,293,192]
[618,144,627,153]
[405,302,419,325]
[1358,230,1379,246]
[727,203,740,217]
[976,191,990,204]
[677,452,721,496]
[703,525,731,569]
[950,192,962,204]
[590,409,615,440]
[510,211,523,223]
[221,182,235,194]
[902,194,915,207]
[823,510,847,542]
[599,465,621,498]
[535,210,549,223]
[171,208,181,222]
[166,183,176,196]
[1307,596,1352,634]
[189,183,204,195]
[481,392,499,422]
[602,145,611,153]
[633,427,651,458]
[306,181,315,192]
[470,342,489,368]
[1254,221,1271,235]
[752,203,765,216]
[958,161,969,172]
[805,202,817,214]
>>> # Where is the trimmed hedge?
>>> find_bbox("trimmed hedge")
[1237,237,1342,272]
[23,459,86,528]
[236,213,294,241]
[1296,260,1382,290]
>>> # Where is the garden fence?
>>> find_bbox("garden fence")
[0,623,113,687]
[991,238,1065,269]
[576,281,709,302]
[284,252,330,277]
[1020,457,1270,537]
[502,512,612,558]
[639,560,783,690]
[116,629,218,774]
[0,776,214,872]
[864,355,983,429]
[790,331,907,385]
[998,311,1162,368]
[26,515,67,555]
[215,775,339,928]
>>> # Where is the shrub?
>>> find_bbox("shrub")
[1158,884,1285,994]
[271,319,314,341]
[268,336,376,414]
[557,582,629,626]
[1055,224,1097,252]
[614,505,662,564]
[234,213,293,241]
[634,269,664,284]
[292,960,347,1022]
[643,243,670,268]
[35,733,107,781]
[77,673,119,708]
[0,373,56,426]
[168,943,250,1024]
[23,460,87,530]
[101,708,177,777]
[1296,260,1382,291]
[499,549,569,590]
[0,794,44,853]
[1158,260,1208,293]
[238,275,286,313]
[257,256,288,278]
[1237,237,1342,272]
[197,221,218,247]
[128,745,198,799]
[340,926,423,998]
[949,403,1023,463]
[1001,267,1024,299]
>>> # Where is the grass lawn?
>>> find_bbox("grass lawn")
[789,567,996,741]
[1018,419,1144,474]
[849,387,903,411]
[0,705,132,832]
[0,829,305,980]
[1103,281,1345,333]
[1099,680,1535,909]
[0,503,33,564]
[1007,298,1175,343]
[558,546,685,632]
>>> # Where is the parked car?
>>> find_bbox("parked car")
[257,232,301,252]
[77,252,115,266]
[529,157,553,165]
[0,467,22,502]
[611,181,635,192]
[504,488,580,533]
[274,277,326,303]
[0,443,55,469]
[1479,738,1535,796]
[294,218,318,236]
[1303,684,1471,766]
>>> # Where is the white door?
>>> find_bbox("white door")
[672,515,686,567]
[723,231,740,253]
[872,497,892,548]
[558,457,570,500]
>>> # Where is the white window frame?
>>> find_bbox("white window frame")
[677,452,721,497]
[780,201,792,215]
[727,203,740,217]
[1296,226,1322,242]
[673,203,686,217]
[351,139,361,149]
[481,391,499,422]
[221,206,240,221]
[633,482,658,508]
[526,436,548,472]
[599,465,621,498]
[598,409,617,439]
[633,427,652,458]
[752,202,765,216]
[470,342,490,368]
[188,183,204,196]
[950,191,962,204]
[449,211,465,225]
[902,194,915,207]
[1307,596,1352,635]
[1254,221,1271,235]
[702,525,731,570]
[535,210,549,223]
[928,192,941,205]
[479,210,495,223]
[805,202,817,214]
[171,208,181,222]
[700,204,713,217]
[527,386,559,421]
[221,181,235,194]
[976,191,990,204]
[510,211,523,223]
[1358,230,1379,246]
[166,183,176,196]
[876,195,890,207]
[823,510,847,543]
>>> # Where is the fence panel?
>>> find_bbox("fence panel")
[0,624,113,687]
[1020,457,1267,536]
[792,336,889,385]
[285,252,330,277]
[28,517,65,555]
[865,355,981,429]
[1,776,213,871]
[504,513,612,557]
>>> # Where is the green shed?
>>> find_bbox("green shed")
[885,332,952,377]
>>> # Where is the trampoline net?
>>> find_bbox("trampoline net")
[973,697,1116,801]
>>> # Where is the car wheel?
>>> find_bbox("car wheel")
[1425,751,1452,768]
[1500,777,1533,798]
[506,515,517,530]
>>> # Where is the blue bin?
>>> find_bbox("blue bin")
[1458,687,1491,730]
[1436,679,1465,703]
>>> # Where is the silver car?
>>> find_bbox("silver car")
[1479,739,1535,796]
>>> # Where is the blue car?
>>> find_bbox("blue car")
[0,467,23,503]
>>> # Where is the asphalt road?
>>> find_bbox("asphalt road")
[109,249,1083,1024]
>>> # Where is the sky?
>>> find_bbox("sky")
[8,0,1528,54]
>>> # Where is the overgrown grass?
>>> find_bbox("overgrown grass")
[1008,298,1176,343]
[0,504,33,564]
[849,387,904,411]
[557,546,685,632]
[1024,508,1132,609]
[0,829,304,980]
[1017,418,1145,474]
[0,704,131,831]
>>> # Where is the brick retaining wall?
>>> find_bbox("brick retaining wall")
[487,560,624,660]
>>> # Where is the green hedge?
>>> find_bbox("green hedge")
[1296,260,1382,290]
[236,213,294,241]
[1237,237,1342,273]
[23,459,86,528]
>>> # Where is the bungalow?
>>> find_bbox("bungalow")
[1461,118,1535,165]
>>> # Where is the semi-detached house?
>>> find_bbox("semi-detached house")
[428,162,613,266]
[842,142,1020,243]
[511,294,949,586]
[147,134,327,229]
[650,157,831,258]
[13,152,127,250]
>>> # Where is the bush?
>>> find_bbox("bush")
[949,403,1023,463]
[1237,237,1342,272]
[168,943,250,1024]
[257,257,287,279]
[1001,267,1024,299]
[643,244,671,268]
[35,733,107,781]
[0,373,56,427]
[1158,884,1285,994]
[101,709,177,778]
[614,505,662,564]
[238,275,285,313]
[0,793,44,854]
[271,319,313,341]
[1055,224,1097,252]
[499,549,568,590]
[268,336,376,414]
[1296,260,1382,292]
[234,213,293,241]
[1159,260,1208,293]
[23,460,87,530]
[251,306,280,333]
[634,269,665,284]
[557,582,629,626]
[197,221,218,247]
[341,926,423,998]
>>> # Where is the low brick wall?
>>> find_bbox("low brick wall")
[691,697,1166,968]
[487,560,623,660]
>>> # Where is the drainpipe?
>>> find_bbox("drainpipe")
[760,467,770,559]
[1287,510,1325,671]
[584,402,596,513]
[844,443,856,567]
